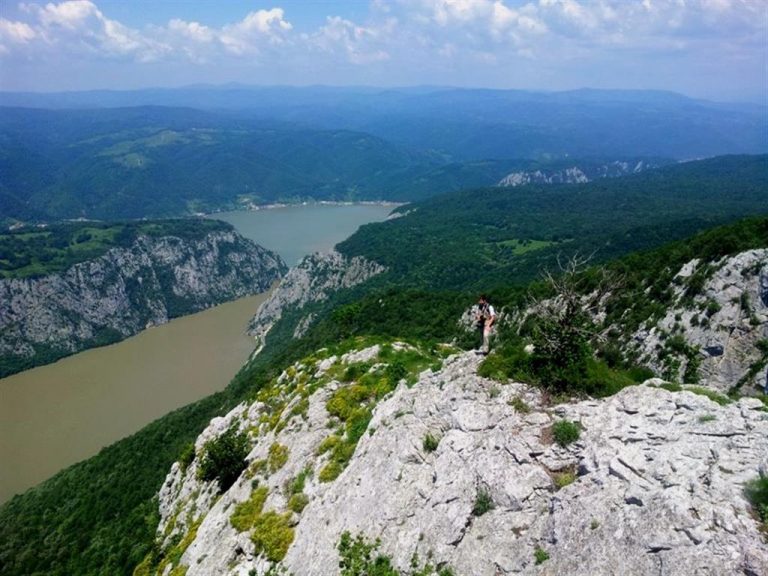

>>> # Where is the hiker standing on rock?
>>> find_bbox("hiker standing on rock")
[476,294,496,355]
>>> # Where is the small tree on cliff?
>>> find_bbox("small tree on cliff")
[524,254,621,394]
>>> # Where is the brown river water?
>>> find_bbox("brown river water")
[0,292,268,504]
[0,204,394,504]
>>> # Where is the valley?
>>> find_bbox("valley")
[0,204,392,504]
[0,89,765,576]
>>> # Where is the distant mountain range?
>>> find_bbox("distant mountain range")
[0,86,765,223]
[2,86,765,159]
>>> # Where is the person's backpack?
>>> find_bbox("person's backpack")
[476,302,489,328]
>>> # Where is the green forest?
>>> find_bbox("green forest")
[0,219,231,279]
[1,155,767,575]
[338,155,768,289]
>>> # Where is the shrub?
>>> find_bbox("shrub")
[687,386,730,406]
[230,486,269,532]
[319,461,343,483]
[552,469,576,490]
[288,466,312,495]
[251,511,294,563]
[508,396,531,413]
[288,493,310,514]
[198,426,249,492]
[552,420,580,447]
[534,547,550,565]
[346,409,373,444]
[423,433,440,453]
[337,531,454,576]
[268,443,289,473]
[472,489,495,517]
[744,476,768,527]
[178,443,195,473]
[338,532,397,576]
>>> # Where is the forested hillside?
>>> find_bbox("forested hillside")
[338,155,768,290]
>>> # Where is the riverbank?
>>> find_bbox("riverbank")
[0,291,269,504]
[201,199,403,215]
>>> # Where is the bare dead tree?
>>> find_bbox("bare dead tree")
[522,253,624,391]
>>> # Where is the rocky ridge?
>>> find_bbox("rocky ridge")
[150,344,768,576]
[631,249,768,393]
[0,229,285,375]
[247,250,385,344]
[497,160,654,187]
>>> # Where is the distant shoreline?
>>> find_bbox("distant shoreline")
[199,199,404,217]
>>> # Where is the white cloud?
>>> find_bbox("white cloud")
[0,18,37,55]
[8,2,294,62]
[0,0,764,100]
[220,8,293,55]
[309,16,391,64]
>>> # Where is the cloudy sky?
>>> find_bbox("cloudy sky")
[0,0,766,102]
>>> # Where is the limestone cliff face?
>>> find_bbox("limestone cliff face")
[0,230,286,375]
[150,346,768,576]
[497,160,656,187]
[630,249,768,393]
[248,250,385,344]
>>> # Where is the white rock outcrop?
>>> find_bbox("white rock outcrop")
[631,249,768,393]
[152,346,768,576]
[497,160,655,188]
[248,250,385,344]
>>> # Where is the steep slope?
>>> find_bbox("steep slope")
[0,221,286,377]
[629,249,768,393]
[248,250,386,345]
[145,343,768,576]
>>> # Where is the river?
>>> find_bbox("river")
[212,203,396,265]
[0,203,394,504]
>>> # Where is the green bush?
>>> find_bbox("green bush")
[552,420,580,447]
[268,443,290,473]
[198,426,249,492]
[288,493,309,514]
[251,511,294,562]
[472,489,495,517]
[319,461,343,483]
[178,443,195,473]
[508,396,531,413]
[423,433,440,453]
[288,466,312,495]
[230,487,269,532]
[552,469,577,490]
[744,476,768,527]
[337,532,454,576]
[687,386,731,406]
[534,547,550,565]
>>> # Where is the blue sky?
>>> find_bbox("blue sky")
[0,0,766,103]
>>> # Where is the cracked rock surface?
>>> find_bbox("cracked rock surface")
[156,348,768,576]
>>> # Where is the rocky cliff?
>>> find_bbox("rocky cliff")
[497,160,657,187]
[0,229,286,376]
[145,343,768,576]
[248,250,385,345]
[630,249,768,394]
